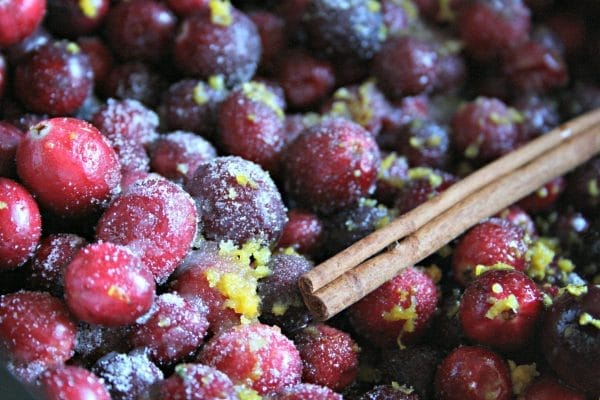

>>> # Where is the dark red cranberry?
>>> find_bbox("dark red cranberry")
[375,153,410,207]
[249,10,287,71]
[394,168,458,215]
[435,345,512,400]
[92,350,164,400]
[74,322,133,366]
[149,131,217,185]
[77,36,114,84]
[435,43,467,93]
[276,50,336,109]
[451,97,522,164]
[512,94,560,142]
[571,216,599,280]
[105,0,176,63]
[283,118,381,214]
[0,0,46,47]
[521,375,587,400]
[174,4,261,87]
[3,26,51,65]
[38,365,110,400]
[218,81,287,172]
[303,0,384,60]
[96,174,198,283]
[381,0,418,34]
[517,177,565,213]
[159,78,228,139]
[452,218,530,286]
[185,156,287,246]
[27,233,87,295]
[457,0,531,62]
[130,293,209,367]
[99,62,167,107]
[0,291,77,367]
[276,208,324,258]
[395,118,451,168]
[373,36,440,100]
[412,0,467,22]
[45,0,110,38]
[166,0,208,15]
[0,122,24,178]
[564,156,600,215]
[0,54,6,100]
[496,206,537,238]
[544,12,586,57]
[541,284,600,395]
[16,117,121,218]
[274,384,342,399]
[348,266,439,348]
[14,41,94,116]
[459,269,543,351]
[560,81,600,119]
[158,363,236,400]
[64,242,155,326]
[360,384,420,400]
[199,323,302,395]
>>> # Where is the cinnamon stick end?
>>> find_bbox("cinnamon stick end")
[297,275,315,296]
[300,290,330,321]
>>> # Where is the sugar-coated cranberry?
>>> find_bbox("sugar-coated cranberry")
[559,81,600,120]
[199,323,302,395]
[276,209,324,258]
[149,131,217,185]
[105,0,176,63]
[452,218,530,286]
[14,41,94,116]
[99,62,167,107]
[496,206,537,238]
[96,174,198,283]
[273,383,343,400]
[457,0,531,61]
[435,346,512,400]
[513,94,560,142]
[0,291,76,366]
[166,0,208,15]
[218,81,287,172]
[348,266,439,348]
[375,153,410,207]
[0,0,46,47]
[517,176,565,213]
[359,384,420,400]
[158,363,236,400]
[249,10,286,71]
[394,168,458,215]
[381,0,418,34]
[16,117,121,217]
[412,0,467,22]
[45,0,110,38]
[38,365,110,400]
[293,323,359,391]
[0,178,41,270]
[394,118,451,168]
[92,350,164,400]
[64,242,155,326]
[74,323,133,366]
[564,156,600,215]
[3,26,51,65]
[283,118,381,214]
[185,156,287,246]
[130,293,209,367]
[77,36,114,84]
[541,284,600,395]
[174,3,261,87]
[303,0,384,60]
[0,122,24,178]
[521,375,587,400]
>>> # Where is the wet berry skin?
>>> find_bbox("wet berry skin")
[435,345,512,400]
[0,291,77,367]
[283,118,381,214]
[0,178,42,270]
[15,118,121,218]
[14,41,94,116]
[521,375,587,400]
[64,242,156,327]
[38,365,111,400]
[158,363,236,400]
[0,0,46,47]
[276,209,324,258]
[0,122,24,178]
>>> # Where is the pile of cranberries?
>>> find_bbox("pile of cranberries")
[0,0,599,399]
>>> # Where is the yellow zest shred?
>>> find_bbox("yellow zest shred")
[408,167,442,187]
[526,239,555,280]
[564,284,588,297]
[579,312,600,329]
[508,360,539,395]
[588,179,599,197]
[241,82,284,119]
[107,285,130,303]
[79,0,99,18]
[485,294,519,319]
[474,262,514,277]
[208,74,225,90]
[193,83,209,105]
[235,173,258,189]
[209,0,233,27]
[0,201,7,210]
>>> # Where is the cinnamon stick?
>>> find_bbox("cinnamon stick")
[298,109,600,295]
[301,120,600,321]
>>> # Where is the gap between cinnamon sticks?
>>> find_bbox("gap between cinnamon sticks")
[298,108,600,295]
[300,112,600,321]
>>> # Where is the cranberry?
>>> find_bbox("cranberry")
[38,365,110,400]
[77,36,114,84]
[394,118,451,168]
[283,118,381,214]
[276,209,324,258]
[273,383,343,400]
[96,174,198,283]
[199,323,302,395]
[360,384,420,400]
[3,26,51,65]
[0,291,76,367]
[249,11,287,71]
[348,266,439,347]
[375,153,410,207]
[0,178,41,270]
[0,122,24,178]
[185,156,287,246]
[394,168,458,215]
[512,94,560,142]
[158,363,236,400]
[0,0,46,47]
[497,206,537,238]
[105,0,176,63]
[166,0,209,15]
[64,242,155,326]
[521,375,587,400]
[174,3,261,87]
[16,117,121,218]
[74,323,133,366]
[0,54,6,99]
[130,293,209,367]
[99,62,167,107]
[381,0,418,34]
[564,156,600,215]
[45,0,110,38]
[517,176,565,213]
[14,41,94,116]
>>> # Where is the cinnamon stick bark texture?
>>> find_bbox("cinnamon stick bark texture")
[301,114,600,321]
[299,109,600,295]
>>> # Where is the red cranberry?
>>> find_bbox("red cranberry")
[158,363,236,400]
[99,62,167,107]
[0,122,24,178]
[496,206,537,238]
[394,118,451,168]
[381,0,418,34]
[199,323,302,395]
[0,178,41,270]
[105,0,176,63]
[74,323,133,366]
[521,375,587,400]
[38,365,111,400]
[130,293,209,367]
[277,208,324,258]
[348,266,439,348]
[517,176,565,213]
[249,10,286,71]
[394,168,458,215]
[564,156,600,215]
[273,383,343,400]
[174,3,261,87]
[45,0,110,38]
[0,291,77,367]
[166,0,208,15]
[3,26,51,65]
[77,36,115,84]
[375,153,410,207]
[96,174,198,283]
[513,94,560,142]
[14,41,94,116]
[0,0,46,47]
[360,384,420,400]
[283,118,381,214]
[0,54,6,99]
[64,242,156,326]
[16,117,121,218]
[435,345,512,400]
